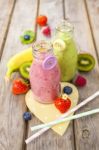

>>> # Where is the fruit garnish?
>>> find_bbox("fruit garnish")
[74,75,87,87]
[20,30,35,44]
[36,15,47,26]
[24,35,30,40]
[23,112,32,121]
[5,47,33,79]
[77,53,95,72]
[54,96,71,113]
[53,39,66,51]
[42,55,57,70]
[42,26,51,37]
[12,78,30,95]
[63,86,73,95]
[62,93,68,100]
[19,61,32,79]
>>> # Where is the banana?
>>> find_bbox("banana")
[6,47,33,79]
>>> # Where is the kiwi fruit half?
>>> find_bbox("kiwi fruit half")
[20,30,35,44]
[77,53,95,72]
[19,62,32,79]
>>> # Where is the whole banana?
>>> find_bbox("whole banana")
[6,47,33,79]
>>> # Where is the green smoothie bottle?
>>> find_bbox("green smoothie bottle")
[53,20,78,81]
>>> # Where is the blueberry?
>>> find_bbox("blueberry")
[23,112,32,121]
[24,35,30,40]
[63,86,73,95]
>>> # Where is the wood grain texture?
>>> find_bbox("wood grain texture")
[85,0,99,62]
[26,0,75,150]
[0,0,99,150]
[0,0,16,59]
[65,0,99,149]
[0,0,38,149]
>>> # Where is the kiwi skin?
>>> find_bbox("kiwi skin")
[77,53,95,72]
[19,62,32,79]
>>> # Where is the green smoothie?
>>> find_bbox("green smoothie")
[53,21,78,82]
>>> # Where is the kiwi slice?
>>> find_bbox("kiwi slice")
[77,53,95,72]
[20,30,35,44]
[19,62,32,79]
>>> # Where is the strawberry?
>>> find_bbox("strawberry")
[74,75,87,87]
[42,26,51,37]
[36,15,47,26]
[54,96,71,113]
[12,78,30,95]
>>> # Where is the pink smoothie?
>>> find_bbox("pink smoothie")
[30,60,60,103]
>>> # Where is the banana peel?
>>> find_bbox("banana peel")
[6,47,33,79]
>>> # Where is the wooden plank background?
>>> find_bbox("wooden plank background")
[0,0,99,150]
[85,0,99,62]
[0,0,38,150]
[65,1,99,150]
[0,0,16,58]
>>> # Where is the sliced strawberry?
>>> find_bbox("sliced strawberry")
[12,78,30,95]
[54,97,71,113]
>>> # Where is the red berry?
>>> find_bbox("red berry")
[36,15,47,26]
[12,78,30,95]
[75,75,87,87]
[54,97,71,113]
[42,26,51,37]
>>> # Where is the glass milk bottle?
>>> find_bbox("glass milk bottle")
[30,41,61,104]
[53,20,78,81]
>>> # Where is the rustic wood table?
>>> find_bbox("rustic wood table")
[0,0,99,150]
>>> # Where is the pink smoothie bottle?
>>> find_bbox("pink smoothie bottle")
[30,41,61,104]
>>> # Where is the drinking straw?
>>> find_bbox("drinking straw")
[25,91,99,144]
[31,108,99,131]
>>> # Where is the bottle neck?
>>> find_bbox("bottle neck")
[56,20,74,39]
[32,41,53,61]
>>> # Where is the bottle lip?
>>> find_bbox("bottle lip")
[32,40,53,59]
[32,40,52,52]
[56,19,74,33]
